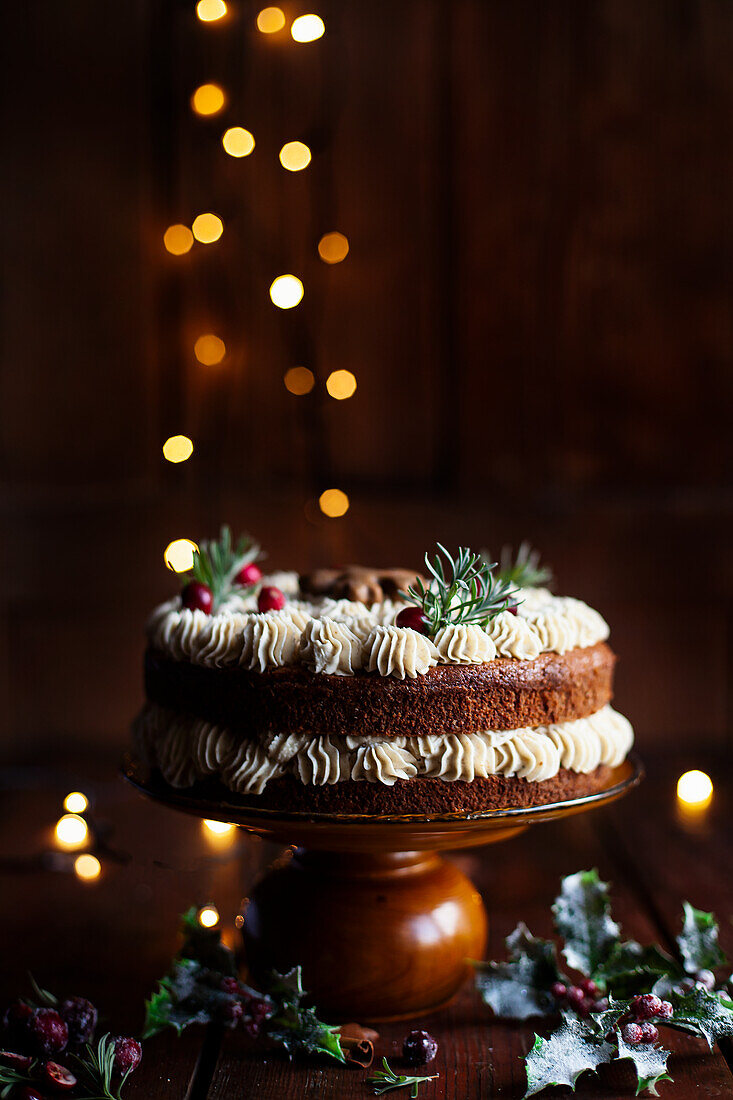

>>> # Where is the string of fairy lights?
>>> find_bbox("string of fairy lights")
[161,3,353,575]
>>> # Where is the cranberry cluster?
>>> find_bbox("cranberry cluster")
[218,978,272,1037]
[619,994,673,1046]
[551,979,608,1017]
[181,564,282,616]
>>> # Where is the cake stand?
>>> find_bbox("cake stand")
[122,754,643,1021]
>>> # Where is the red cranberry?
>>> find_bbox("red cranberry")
[220,1001,243,1025]
[622,1022,644,1045]
[234,563,262,587]
[591,997,609,1013]
[181,581,213,614]
[551,982,567,1000]
[257,586,286,613]
[220,977,239,995]
[242,997,271,1038]
[631,994,662,1021]
[0,1050,33,1070]
[566,986,586,1010]
[111,1036,142,1075]
[395,607,428,634]
[580,979,599,998]
[17,1088,45,1100]
[507,604,519,615]
[44,1062,77,1090]
[59,997,97,1047]
[29,1010,68,1057]
[639,1022,659,1044]
[402,1029,438,1066]
[657,1000,673,1020]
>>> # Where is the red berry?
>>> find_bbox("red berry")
[242,997,271,1038]
[44,1062,77,1090]
[508,604,519,616]
[220,977,239,995]
[631,994,662,1021]
[234,562,262,587]
[220,1001,243,1024]
[0,1050,33,1070]
[402,1029,439,1066]
[395,607,428,634]
[657,1000,673,1020]
[591,997,609,1013]
[257,586,286,613]
[59,997,97,1047]
[29,1010,68,1057]
[639,1022,659,1044]
[622,1022,644,1045]
[695,969,716,990]
[111,1037,142,1075]
[181,582,213,615]
[551,982,567,1000]
[580,979,599,998]
[17,1088,45,1100]
[566,986,585,1009]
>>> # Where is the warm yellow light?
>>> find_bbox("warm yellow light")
[64,791,88,814]
[203,819,235,836]
[198,905,220,928]
[192,213,224,243]
[257,6,285,33]
[74,854,101,881]
[222,126,255,158]
[164,538,199,573]
[194,334,226,365]
[191,83,226,116]
[291,14,325,42]
[197,0,227,21]
[326,369,357,400]
[677,770,713,807]
[269,274,304,309]
[279,141,311,172]
[318,231,349,264]
[319,488,350,518]
[284,366,315,395]
[162,435,194,463]
[55,814,88,850]
[163,224,194,255]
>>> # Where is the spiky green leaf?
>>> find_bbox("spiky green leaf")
[678,903,726,975]
[552,870,620,978]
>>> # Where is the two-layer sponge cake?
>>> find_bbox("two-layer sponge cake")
[134,534,633,816]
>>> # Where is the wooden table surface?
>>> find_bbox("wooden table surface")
[0,752,731,1100]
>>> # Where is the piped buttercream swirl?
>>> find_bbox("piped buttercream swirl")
[433,623,497,664]
[240,612,302,671]
[364,625,439,679]
[299,618,363,676]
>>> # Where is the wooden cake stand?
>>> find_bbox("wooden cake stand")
[122,755,643,1021]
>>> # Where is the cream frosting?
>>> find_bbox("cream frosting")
[364,625,439,679]
[434,623,497,664]
[134,703,633,792]
[299,618,363,676]
[485,611,543,660]
[240,612,302,671]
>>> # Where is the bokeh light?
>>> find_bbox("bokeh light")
[203,819,235,836]
[319,488,350,517]
[163,435,194,463]
[163,224,194,255]
[55,814,88,850]
[222,126,255,158]
[192,213,224,243]
[164,539,199,573]
[318,231,349,264]
[197,0,227,21]
[257,6,285,33]
[191,83,227,116]
[269,275,304,309]
[194,334,226,365]
[74,854,101,881]
[291,14,325,42]
[279,141,311,172]
[198,905,220,928]
[326,369,357,400]
[64,792,88,814]
[284,366,315,395]
[677,770,713,808]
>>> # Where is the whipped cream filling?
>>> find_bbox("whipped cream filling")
[146,578,610,674]
[134,703,633,793]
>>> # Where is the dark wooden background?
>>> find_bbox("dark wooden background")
[2,0,732,761]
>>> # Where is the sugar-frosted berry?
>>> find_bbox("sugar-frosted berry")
[639,1022,659,1044]
[59,996,97,1046]
[657,1000,673,1020]
[29,1009,68,1057]
[242,997,271,1038]
[622,1023,644,1045]
[631,994,662,1020]
[220,1000,243,1024]
[591,997,608,1012]
[111,1036,142,1075]
[257,586,286,613]
[44,1061,78,1090]
[0,1051,32,1070]
[566,986,586,1009]
[695,969,715,990]
[402,1029,439,1066]
[580,979,599,998]
[234,563,262,587]
[395,607,428,634]
[220,977,239,995]
[551,982,567,1000]
[181,581,213,614]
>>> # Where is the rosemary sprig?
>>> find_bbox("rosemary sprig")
[71,1034,133,1100]
[187,525,261,609]
[491,542,553,589]
[401,545,517,637]
[366,1057,438,1097]
[0,1061,37,1099]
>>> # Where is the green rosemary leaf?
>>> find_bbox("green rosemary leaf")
[186,525,261,610]
[366,1057,438,1096]
[401,544,518,637]
[491,542,553,589]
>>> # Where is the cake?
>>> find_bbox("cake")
[133,532,634,816]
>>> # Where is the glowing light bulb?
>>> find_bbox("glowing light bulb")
[74,854,101,881]
[319,488,349,517]
[677,770,713,808]
[191,83,226,116]
[318,231,349,264]
[203,819,235,836]
[163,435,194,463]
[164,538,199,573]
[197,0,227,21]
[279,141,311,172]
[222,126,255,157]
[326,369,357,400]
[291,14,324,42]
[194,334,226,365]
[198,905,220,928]
[63,791,88,814]
[55,814,88,850]
[192,213,224,243]
[257,6,285,33]
[284,366,315,395]
[269,275,303,309]
[163,224,194,255]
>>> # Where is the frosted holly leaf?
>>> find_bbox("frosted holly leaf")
[552,869,620,978]
[616,1033,673,1096]
[669,986,733,1049]
[523,1016,615,1097]
[677,903,727,974]
[596,941,680,999]
[474,922,563,1020]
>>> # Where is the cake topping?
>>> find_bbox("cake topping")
[258,585,286,613]
[493,541,554,590]
[240,612,302,672]
[299,618,364,676]
[485,610,542,659]
[182,526,261,613]
[433,623,497,664]
[300,565,423,604]
[364,625,439,679]
[401,544,518,638]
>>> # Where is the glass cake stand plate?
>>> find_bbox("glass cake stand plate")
[121,753,643,1021]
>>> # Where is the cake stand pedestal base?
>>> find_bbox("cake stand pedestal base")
[240,848,487,1021]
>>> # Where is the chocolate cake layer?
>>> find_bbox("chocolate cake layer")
[144,642,615,738]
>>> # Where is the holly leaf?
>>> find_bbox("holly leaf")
[677,903,726,975]
[595,941,680,999]
[265,966,346,1063]
[474,923,563,1019]
[668,986,733,1049]
[616,1033,673,1097]
[552,870,620,978]
[523,1015,615,1097]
